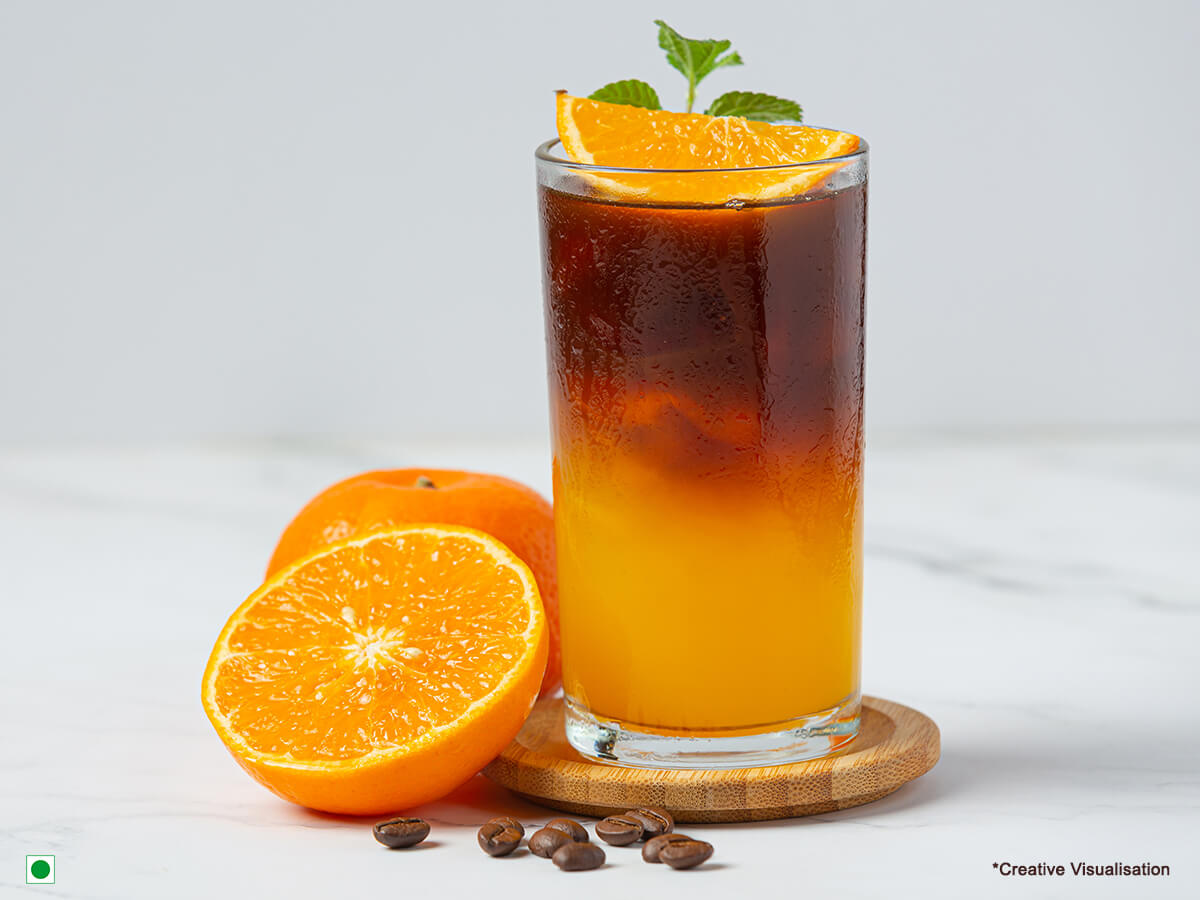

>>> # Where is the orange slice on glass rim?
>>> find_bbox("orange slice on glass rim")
[201,525,548,815]
[555,94,861,205]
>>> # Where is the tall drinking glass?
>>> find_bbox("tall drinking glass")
[537,136,868,768]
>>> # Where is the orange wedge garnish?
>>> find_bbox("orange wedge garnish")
[201,525,547,815]
[556,94,860,204]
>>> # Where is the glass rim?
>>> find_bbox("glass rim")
[535,130,868,175]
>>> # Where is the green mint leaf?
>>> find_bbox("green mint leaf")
[706,50,745,76]
[654,19,744,112]
[588,79,662,110]
[705,91,803,123]
[653,20,743,83]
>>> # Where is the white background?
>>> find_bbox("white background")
[2,0,1198,444]
[3,6,1198,898]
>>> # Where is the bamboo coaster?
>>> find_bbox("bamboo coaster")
[483,695,939,823]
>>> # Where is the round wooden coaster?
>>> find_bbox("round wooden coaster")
[482,695,939,823]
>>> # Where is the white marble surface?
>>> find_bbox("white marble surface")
[2,433,1197,898]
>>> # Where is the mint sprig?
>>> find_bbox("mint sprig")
[589,79,661,110]
[587,20,802,123]
[653,19,742,113]
[705,91,802,123]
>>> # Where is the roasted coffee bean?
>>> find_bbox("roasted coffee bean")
[544,818,588,842]
[660,838,714,870]
[477,821,522,857]
[487,816,525,837]
[552,841,606,871]
[372,817,430,849]
[529,827,574,858]
[642,833,693,863]
[626,807,673,840]
[595,814,643,846]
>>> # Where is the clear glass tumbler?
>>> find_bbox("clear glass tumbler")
[538,135,868,768]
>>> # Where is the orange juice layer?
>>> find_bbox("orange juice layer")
[554,450,862,732]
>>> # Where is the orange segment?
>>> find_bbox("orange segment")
[556,94,860,204]
[201,525,548,814]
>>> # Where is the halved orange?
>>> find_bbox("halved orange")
[201,525,548,815]
[264,468,562,699]
[556,94,860,204]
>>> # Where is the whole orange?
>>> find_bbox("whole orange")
[267,469,560,696]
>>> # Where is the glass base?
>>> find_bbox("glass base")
[563,693,861,770]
